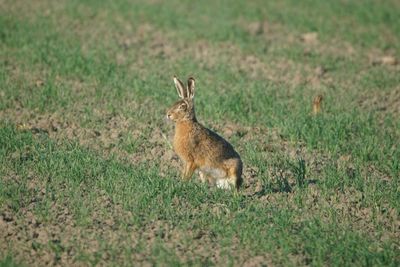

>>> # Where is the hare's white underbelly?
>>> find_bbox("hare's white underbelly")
[199,166,226,178]
[199,167,232,189]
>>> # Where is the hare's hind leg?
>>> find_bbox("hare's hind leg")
[215,167,242,191]
[226,173,241,191]
[226,159,243,191]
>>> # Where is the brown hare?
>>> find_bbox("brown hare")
[167,76,243,191]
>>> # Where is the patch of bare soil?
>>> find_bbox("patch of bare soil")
[76,19,332,89]
[0,0,54,20]
[358,86,400,120]
[1,172,279,266]
[244,19,397,63]
[0,177,137,266]
[241,19,358,59]
[241,19,400,93]
[304,186,399,240]
[368,49,398,66]
[190,41,331,89]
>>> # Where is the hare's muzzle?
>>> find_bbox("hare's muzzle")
[166,110,173,120]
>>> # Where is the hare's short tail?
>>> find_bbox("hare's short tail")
[226,158,243,190]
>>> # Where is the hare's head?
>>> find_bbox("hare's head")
[167,76,196,122]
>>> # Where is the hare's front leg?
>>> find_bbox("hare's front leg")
[182,161,196,181]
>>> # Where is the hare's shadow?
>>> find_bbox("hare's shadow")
[251,179,318,198]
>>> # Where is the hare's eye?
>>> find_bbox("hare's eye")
[179,104,187,110]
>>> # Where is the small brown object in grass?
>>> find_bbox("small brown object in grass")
[312,95,323,115]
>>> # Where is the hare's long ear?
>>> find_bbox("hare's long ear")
[187,77,195,99]
[174,76,187,99]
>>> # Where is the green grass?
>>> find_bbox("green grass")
[1,125,398,265]
[1,0,399,266]
[0,254,23,267]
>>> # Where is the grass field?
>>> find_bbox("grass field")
[1,0,399,266]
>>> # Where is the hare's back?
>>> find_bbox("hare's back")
[193,125,240,161]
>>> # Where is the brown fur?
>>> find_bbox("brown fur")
[167,76,243,190]
[312,95,323,115]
